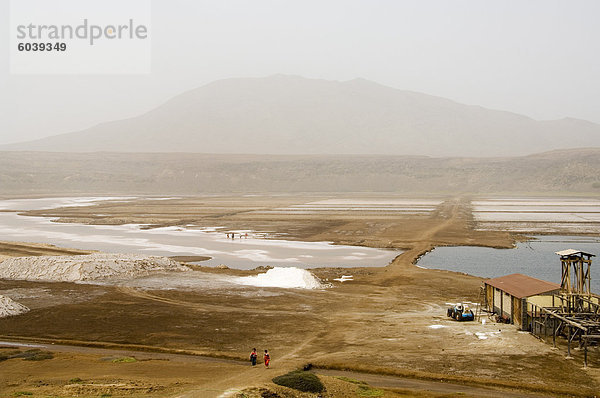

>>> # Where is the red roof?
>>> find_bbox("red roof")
[484,273,560,299]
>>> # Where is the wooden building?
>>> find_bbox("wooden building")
[483,273,560,330]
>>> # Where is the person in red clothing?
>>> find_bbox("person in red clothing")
[263,349,270,368]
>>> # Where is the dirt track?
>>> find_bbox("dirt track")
[1,196,599,397]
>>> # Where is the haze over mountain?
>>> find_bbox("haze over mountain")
[4,75,600,157]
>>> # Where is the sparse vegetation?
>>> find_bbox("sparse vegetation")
[0,349,54,362]
[357,385,384,397]
[13,392,33,397]
[336,376,365,385]
[336,376,383,397]
[272,370,324,393]
[20,349,54,361]
[111,356,137,363]
[69,377,83,384]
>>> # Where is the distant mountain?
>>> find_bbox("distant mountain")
[1,149,600,194]
[3,75,600,156]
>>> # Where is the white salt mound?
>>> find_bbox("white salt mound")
[0,295,29,318]
[0,254,189,282]
[233,267,323,289]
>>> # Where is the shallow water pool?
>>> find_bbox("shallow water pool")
[417,235,600,292]
[0,198,398,270]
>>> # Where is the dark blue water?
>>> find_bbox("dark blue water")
[417,235,600,293]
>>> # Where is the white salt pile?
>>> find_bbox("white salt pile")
[233,267,323,289]
[0,254,189,282]
[0,295,29,318]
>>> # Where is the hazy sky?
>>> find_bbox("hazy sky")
[1,0,599,145]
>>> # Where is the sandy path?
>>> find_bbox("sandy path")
[379,198,463,281]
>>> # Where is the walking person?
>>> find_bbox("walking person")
[263,349,270,368]
[250,348,257,366]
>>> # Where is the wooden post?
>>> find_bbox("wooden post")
[543,314,547,338]
[584,337,588,367]
[567,326,572,359]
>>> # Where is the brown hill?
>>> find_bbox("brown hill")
[3,75,600,157]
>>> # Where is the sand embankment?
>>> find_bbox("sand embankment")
[0,253,188,282]
[0,295,29,318]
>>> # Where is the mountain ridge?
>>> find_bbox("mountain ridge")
[4,75,600,157]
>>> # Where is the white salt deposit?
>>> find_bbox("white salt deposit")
[428,324,445,329]
[0,295,29,318]
[475,331,501,340]
[0,254,189,282]
[333,275,354,282]
[233,267,323,289]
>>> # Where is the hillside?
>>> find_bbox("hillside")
[1,149,599,195]
[3,75,600,157]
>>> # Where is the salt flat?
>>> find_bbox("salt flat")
[473,197,600,233]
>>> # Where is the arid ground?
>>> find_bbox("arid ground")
[0,196,599,397]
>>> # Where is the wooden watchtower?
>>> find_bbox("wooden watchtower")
[556,249,595,314]
[556,249,595,295]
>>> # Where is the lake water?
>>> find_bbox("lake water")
[0,198,398,270]
[417,235,600,293]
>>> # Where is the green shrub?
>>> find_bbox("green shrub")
[14,349,54,361]
[272,370,324,393]
[111,356,137,363]
[357,385,384,397]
